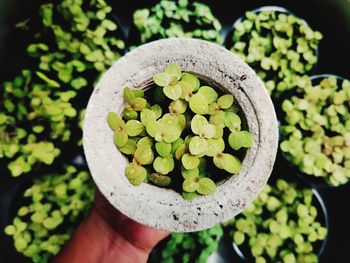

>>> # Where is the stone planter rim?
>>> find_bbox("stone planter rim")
[83,38,278,232]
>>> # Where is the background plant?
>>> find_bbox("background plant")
[4,165,94,263]
[149,224,223,263]
[132,0,222,44]
[229,10,322,98]
[280,76,350,186]
[0,0,125,177]
[228,179,327,263]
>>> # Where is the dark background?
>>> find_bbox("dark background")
[1,0,349,262]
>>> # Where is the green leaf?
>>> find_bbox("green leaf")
[197,178,216,195]
[218,94,234,109]
[228,131,253,150]
[182,153,200,169]
[199,124,216,139]
[119,139,137,155]
[125,163,147,186]
[155,141,172,157]
[153,156,175,175]
[134,145,154,165]
[107,112,125,131]
[149,173,172,187]
[191,114,208,134]
[165,64,182,83]
[222,153,241,174]
[189,93,209,114]
[36,71,60,88]
[182,191,198,201]
[125,120,144,137]
[189,136,208,155]
[140,109,156,125]
[181,166,199,179]
[224,112,241,132]
[183,176,199,192]
[181,73,200,92]
[206,138,225,157]
[113,130,128,148]
[129,97,147,111]
[153,72,172,86]
[164,84,182,100]
[198,86,218,104]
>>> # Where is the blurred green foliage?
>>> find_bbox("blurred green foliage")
[0,0,125,177]
[280,76,350,186]
[4,165,95,262]
[133,0,222,44]
[149,224,223,263]
[230,9,322,98]
[228,179,327,263]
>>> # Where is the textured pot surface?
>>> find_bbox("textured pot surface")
[83,38,278,232]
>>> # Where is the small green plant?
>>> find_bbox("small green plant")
[0,71,68,176]
[108,64,253,199]
[0,0,125,176]
[229,10,322,98]
[149,224,223,263]
[280,76,350,186]
[228,179,327,263]
[4,165,95,262]
[133,0,222,44]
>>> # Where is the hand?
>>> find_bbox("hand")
[53,188,169,263]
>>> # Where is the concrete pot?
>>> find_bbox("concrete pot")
[83,38,278,232]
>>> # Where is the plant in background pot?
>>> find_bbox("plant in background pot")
[228,179,328,263]
[4,165,94,262]
[132,0,222,45]
[0,0,125,177]
[227,7,322,98]
[149,224,223,263]
[280,75,350,186]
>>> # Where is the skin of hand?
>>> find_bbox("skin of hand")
[52,188,169,263]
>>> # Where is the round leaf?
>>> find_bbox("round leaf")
[125,120,144,137]
[198,86,218,104]
[153,156,175,175]
[197,178,216,195]
[182,153,200,169]
[218,94,234,109]
[113,128,128,148]
[189,93,209,114]
[164,84,182,100]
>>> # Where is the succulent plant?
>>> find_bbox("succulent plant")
[149,224,223,263]
[108,64,253,198]
[228,179,327,263]
[133,0,222,44]
[4,165,95,262]
[229,9,322,98]
[0,0,125,176]
[280,76,350,186]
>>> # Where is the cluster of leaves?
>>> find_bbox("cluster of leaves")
[133,0,222,44]
[0,70,71,176]
[280,76,350,186]
[108,64,253,199]
[4,165,95,262]
[229,179,327,263]
[149,224,223,263]
[229,10,322,98]
[0,0,125,176]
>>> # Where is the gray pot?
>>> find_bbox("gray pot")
[83,38,278,232]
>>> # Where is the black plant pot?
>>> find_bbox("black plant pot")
[230,174,329,262]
